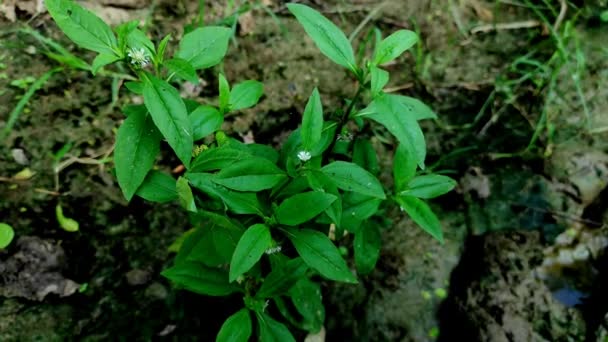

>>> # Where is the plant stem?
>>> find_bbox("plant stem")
[324,84,364,160]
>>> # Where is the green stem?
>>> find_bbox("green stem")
[324,84,365,160]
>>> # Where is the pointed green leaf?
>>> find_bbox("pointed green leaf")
[396,195,444,243]
[230,80,264,111]
[300,88,323,151]
[126,28,155,55]
[288,278,325,332]
[188,216,244,267]
[115,108,161,200]
[395,95,437,120]
[256,258,308,299]
[216,309,252,342]
[275,192,337,226]
[370,66,389,97]
[190,146,251,172]
[156,33,172,64]
[177,176,197,212]
[135,170,177,203]
[321,161,385,199]
[287,3,356,72]
[176,26,232,69]
[229,224,272,282]
[353,138,379,175]
[91,53,121,75]
[393,143,417,192]
[373,29,418,65]
[354,223,381,275]
[165,58,199,83]
[286,228,357,283]
[188,173,265,216]
[257,312,296,342]
[219,73,231,113]
[162,261,240,296]
[190,105,223,140]
[356,93,426,168]
[213,158,287,192]
[46,0,118,56]
[143,73,193,168]
[401,175,456,199]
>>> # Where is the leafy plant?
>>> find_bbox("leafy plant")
[46,0,455,339]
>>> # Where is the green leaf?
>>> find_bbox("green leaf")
[396,195,443,243]
[321,161,385,199]
[305,170,342,226]
[165,58,198,83]
[126,28,155,55]
[0,223,15,249]
[176,176,197,212]
[353,139,379,175]
[356,93,426,168]
[162,261,240,296]
[213,158,287,192]
[46,0,118,56]
[55,204,79,232]
[354,223,381,275]
[188,173,265,216]
[275,192,337,226]
[156,33,172,64]
[142,73,193,168]
[216,309,252,342]
[393,143,417,192]
[176,26,232,69]
[370,66,389,97]
[257,312,296,342]
[190,146,251,172]
[190,105,223,140]
[114,108,161,200]
[135,170,177,203]
[91,53,120,75]
[247,144,279,164]
[230,80,264,111]
[395,95,438,120]
[256,258,308,299]
[287,3,356,72]
[229,224,272,282]
[342,192,382,222]
[288,278,325,332]
[286,228,357,283]
[115,20,138,53]
[300,88,323,151]
[219,73,231,113]
[401,175,456,199]
[124,82,143,95]
[372,29,418,65]
[188,215,244,266]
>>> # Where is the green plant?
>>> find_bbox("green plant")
[46,0,455,339]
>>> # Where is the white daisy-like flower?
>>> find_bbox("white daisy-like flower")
[127,47,149,67]
[265,246,282,255]
[297,150,312,162]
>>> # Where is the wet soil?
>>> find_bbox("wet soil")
[1,0,607,341]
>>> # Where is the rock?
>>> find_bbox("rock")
[125,268,151,286]
[0,236,79,301]
[438,231,586,341]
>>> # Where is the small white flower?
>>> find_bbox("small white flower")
[265,246,282,255]
[127,47,149,67]
[297,150,312,162]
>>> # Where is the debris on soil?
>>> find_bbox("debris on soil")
[0,236,79,301]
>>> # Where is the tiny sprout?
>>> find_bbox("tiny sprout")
[297,150,312,162]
